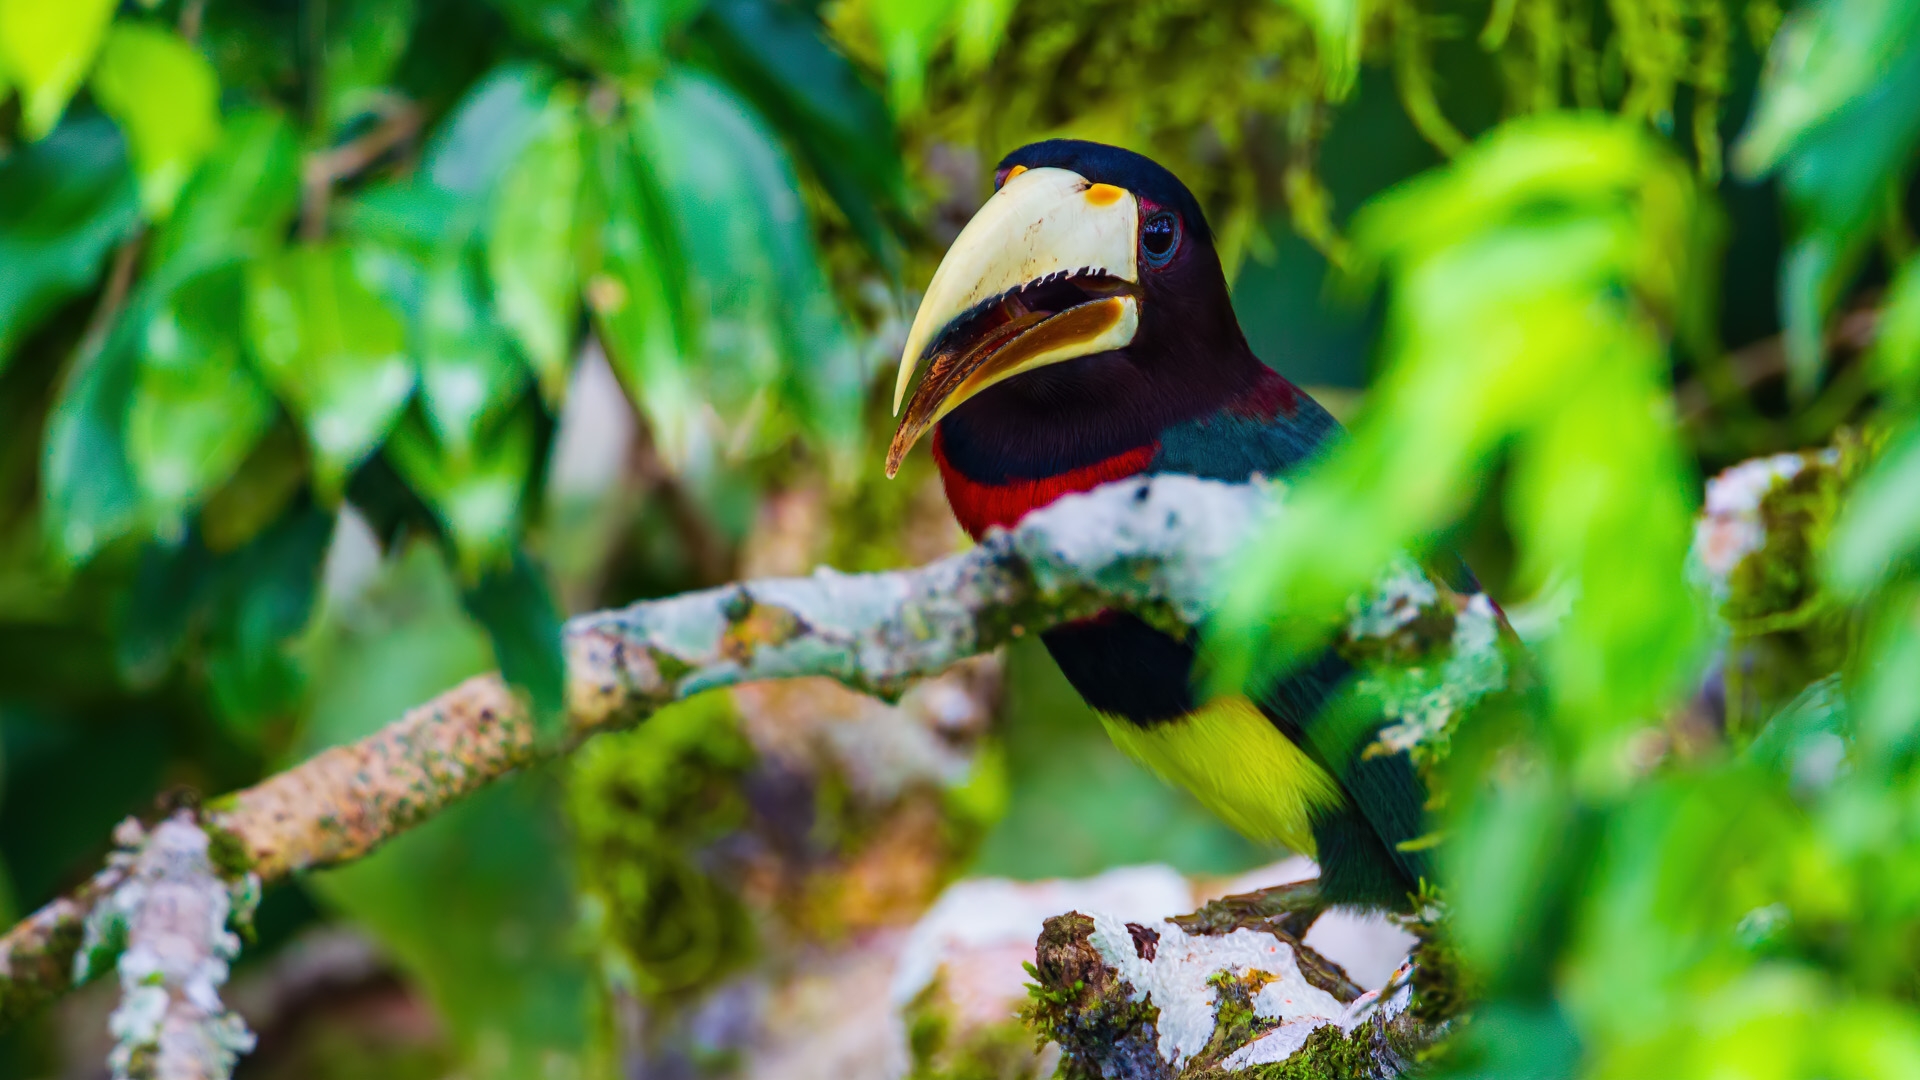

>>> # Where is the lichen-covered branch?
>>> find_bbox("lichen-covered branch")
[75,814,258,1080]
[0,477,1270,1022]
[0,472,1512,1076]
[1024,890,1440,1079]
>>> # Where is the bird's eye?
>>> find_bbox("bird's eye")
[1141,212,1180,269]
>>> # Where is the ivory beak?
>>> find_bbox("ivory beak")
[885,167,1141,476]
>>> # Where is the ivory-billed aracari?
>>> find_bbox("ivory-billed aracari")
[887,140,1439,909]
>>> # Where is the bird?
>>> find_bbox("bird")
[886,139,1438,910]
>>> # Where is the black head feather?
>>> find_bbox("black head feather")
[996,139,1215,248]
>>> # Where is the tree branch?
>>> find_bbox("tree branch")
[9,475,1410,1026]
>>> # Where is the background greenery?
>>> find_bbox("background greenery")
[0,0,1917,1076]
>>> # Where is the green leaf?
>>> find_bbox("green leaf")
[0,115,140,370]
[116,527,218,687]
[1874,253,1920,400]
[204,502,335,729]
[127,268,276,522]
[386,404,535,575]
[0,0,117,137]
[321,0,416,132]
[696,0,909,263]
[147,108,301,282]
[1747,674,1848,784]
[88,22,221,219]
[952,0,1018,69]
[112,501,334,726]
[41,296,148,566]
[1444,762,1579,984]
[487,88,581,404]
[423,63,549,198]
[461,546,567,731]
[338,180,465,252]
[867,0,959,114]
[244,244,416,498]
[579,114,693,450]
[1733,0,1920,176]
[1206,116,1707,736]
[1852,581,1920,770]
[626,71,861,465]
[1278,0,1363,99]
[1830,419,1920,595]
[485,0,702,74]
[1732,0,1920,394]
[422,249,531,459]
[199,422,310,553]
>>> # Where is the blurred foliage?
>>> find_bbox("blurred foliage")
[3,0,1920,1078]
[1200,0,1920,1077]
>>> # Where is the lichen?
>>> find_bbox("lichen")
[1343,580,1509,775]
[1084,913,1352,1068]
[0,911,87,1027]
[1184,969,1280,1074]
[720,597,810,662]
[1341,563,1448,664]
[85,815,256,1080]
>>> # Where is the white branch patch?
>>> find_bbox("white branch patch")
[1086,913,1345,1067]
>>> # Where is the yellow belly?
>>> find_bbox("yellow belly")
[1097,695,1346,855]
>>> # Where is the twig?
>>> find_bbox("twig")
[78,234,147,358]
[627,408,733,586]
[1676,306,1880,427]
[179,0,209,43]
[299,102,424,241]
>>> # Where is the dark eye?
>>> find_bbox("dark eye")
[1141,212,1180,268]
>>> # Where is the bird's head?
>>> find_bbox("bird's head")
[886,140,1248,477]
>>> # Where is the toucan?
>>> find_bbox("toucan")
[887,140,1431,909]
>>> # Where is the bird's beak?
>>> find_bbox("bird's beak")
[886,167,1140,477]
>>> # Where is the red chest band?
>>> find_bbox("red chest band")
[931,431,1159,539]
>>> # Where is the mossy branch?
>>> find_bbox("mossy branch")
[0,475,1338,1026]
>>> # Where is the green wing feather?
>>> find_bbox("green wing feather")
[1150,387,1436,900]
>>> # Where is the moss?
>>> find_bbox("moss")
[1019,913,1164,1080]
[204,822,255,883]
[906,974,1047,1080]
[1724,457,1844,623]
[1231,1023,1376,1080]
[1181,970,1279,1075]
[71,908,128,987]
[0,915,85,1028]
[568,692,759,999]
[1399,887,1475,1029]
[1721,445,1864,734]
[122,1043,157,1080]
[1338,579,1459,670]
